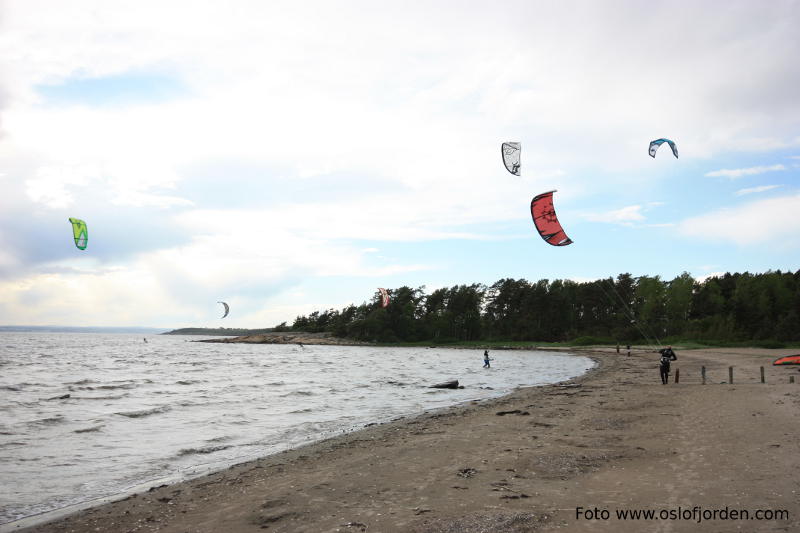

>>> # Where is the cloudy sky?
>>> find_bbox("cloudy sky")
[1,0,799,328]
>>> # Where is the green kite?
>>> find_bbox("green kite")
[68,218,88,250]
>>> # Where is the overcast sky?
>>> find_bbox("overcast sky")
[1,0,799,328]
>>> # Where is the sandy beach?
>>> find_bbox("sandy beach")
[10,347,799,533]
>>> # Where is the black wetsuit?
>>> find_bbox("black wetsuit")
[659,348,677,384]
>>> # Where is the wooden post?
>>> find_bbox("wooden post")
[791,376,795,384]
[729,366,733,384]
[701,366,706,385]
[674,368,680,384]
[760,366,765,384]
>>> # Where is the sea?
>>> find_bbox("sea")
[0,332,594,526]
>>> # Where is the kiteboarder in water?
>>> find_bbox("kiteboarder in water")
[483,350,491,368]
[658,346,677,384]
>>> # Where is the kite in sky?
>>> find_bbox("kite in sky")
[68,218,88,250]
[218,301,230,319]
[648,138,678,159]
[530,191,573,246]
[501,142,521,175]
[378,288,390,308]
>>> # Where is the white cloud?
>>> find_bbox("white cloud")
[2,1,799,186]
[0,268,173,327]
[25,164,100,208]
[2,1,800,326]
[0,227,433,327]
[695,271,726,283]
[735,184,780,196]
[584,205,645,225]
[704,164,786,179]
[110,191,193,208]
[676,194,800,246]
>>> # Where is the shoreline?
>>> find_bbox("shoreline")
[8,347,800,532]
[2,348,595,532]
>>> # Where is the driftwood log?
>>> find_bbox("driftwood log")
[430,380,459,389]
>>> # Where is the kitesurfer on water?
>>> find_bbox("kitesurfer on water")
[483,350,491,368]
[658,346,677,384]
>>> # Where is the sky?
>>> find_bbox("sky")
[1,0,799,329]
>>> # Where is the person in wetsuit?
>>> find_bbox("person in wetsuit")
[658,346,677,384]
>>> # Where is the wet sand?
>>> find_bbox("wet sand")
[10,347,800,532]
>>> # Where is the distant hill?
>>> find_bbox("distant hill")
[0,326,167,334]
[162,327,277,336]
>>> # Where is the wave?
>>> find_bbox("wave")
[0,440,28,448]
[280,390,314,397]
[70,383,138,391]
[74,425,105,433]
[2,382,46,391]
[27,415,66,426]
[65,379,96,385]
[115,406,171,418]
[175,380,203,385]
[73,394,129,401]
[176,444,232,457]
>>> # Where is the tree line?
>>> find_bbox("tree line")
[275,270,800,345]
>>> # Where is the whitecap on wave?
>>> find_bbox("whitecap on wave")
[115,406,171,418]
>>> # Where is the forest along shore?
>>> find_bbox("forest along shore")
[15,348,799,533]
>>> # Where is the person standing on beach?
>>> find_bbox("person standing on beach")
[483,350,491,368]
[658,346,677,384]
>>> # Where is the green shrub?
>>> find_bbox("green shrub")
[754,340,786,349]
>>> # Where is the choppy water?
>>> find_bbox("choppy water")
[0,332,593,525]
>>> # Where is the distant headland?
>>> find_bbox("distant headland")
[194,331,370,346]
[161,327,276,336]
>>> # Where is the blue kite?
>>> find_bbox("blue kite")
[649,138,678,159]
